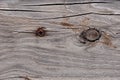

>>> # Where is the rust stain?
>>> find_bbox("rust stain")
[102,32,116,48]
[46,19,78,32]
[47,17,91,33]
[48,21,74,27]
[60,22,74,26]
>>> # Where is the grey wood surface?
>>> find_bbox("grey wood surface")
[0,0,120,80]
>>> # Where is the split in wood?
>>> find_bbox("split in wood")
[33,12,120,20]
[23,1,111,6]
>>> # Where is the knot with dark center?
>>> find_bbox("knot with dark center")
[35,27,46,37]
[79,28,102,42]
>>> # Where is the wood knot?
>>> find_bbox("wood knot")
[80,28,102,42]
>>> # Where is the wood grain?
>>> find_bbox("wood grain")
[0,0,120,80]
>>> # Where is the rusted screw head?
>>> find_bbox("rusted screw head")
[80,28,102,42]
[35,27,46,37]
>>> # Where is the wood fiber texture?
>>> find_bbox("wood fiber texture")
[0,0,120,80]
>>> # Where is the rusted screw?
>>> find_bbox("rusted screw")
[35,27,46,37]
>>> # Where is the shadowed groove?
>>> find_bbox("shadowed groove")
[23,1,112,6]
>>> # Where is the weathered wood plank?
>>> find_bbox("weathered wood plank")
[0,0,120,80]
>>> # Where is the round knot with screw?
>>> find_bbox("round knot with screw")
[35,27,46,37]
